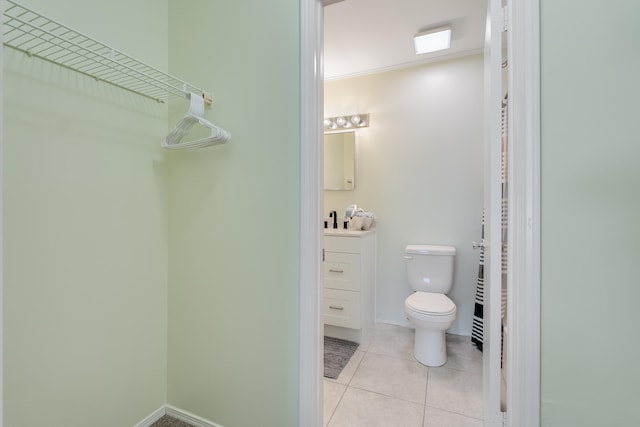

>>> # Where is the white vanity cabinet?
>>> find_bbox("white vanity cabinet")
[323,230,376,343]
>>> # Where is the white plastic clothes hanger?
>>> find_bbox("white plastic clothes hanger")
[162,93,231,150]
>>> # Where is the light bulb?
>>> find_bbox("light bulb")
[350,115,361,125]
[336,116,347,127]
[323,119,331,127]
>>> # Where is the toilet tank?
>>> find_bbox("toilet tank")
[404,245,456,293]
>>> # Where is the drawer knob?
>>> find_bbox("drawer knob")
[329,305,344,311]
[329,269,344,273]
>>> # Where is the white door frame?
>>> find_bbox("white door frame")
[298,0,541,425]
[505,1,541,426]
[483,0,505,423]
[299,0,324,425]
[1,0,5,424]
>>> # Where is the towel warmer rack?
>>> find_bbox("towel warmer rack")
[2,0,212,106]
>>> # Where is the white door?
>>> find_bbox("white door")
[483,0,506,425]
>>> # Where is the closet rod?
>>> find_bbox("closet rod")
[2,0,212,105]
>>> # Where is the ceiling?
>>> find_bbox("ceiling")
[323,0,488,81]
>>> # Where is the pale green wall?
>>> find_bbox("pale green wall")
[4,1,301,425]
[541,1,640,425]
[166,1,300,426]
[324,55,484,335]
[3,0,169,425]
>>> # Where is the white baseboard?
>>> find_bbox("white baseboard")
[135,405,223,427]
[165,405,223,427]
[134,407,166,427]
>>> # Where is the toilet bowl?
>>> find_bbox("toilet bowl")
[405,291,456,366]
[403,245,457,367]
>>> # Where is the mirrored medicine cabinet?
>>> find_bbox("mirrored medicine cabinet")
[324,131,355,190]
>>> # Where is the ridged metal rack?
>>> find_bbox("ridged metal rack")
[2,0,212,105]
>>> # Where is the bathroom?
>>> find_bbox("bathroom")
[321,0,486,424]
[323,57,484,335]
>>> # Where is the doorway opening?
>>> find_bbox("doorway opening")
[322,0,491,425]
[299,1,541,426]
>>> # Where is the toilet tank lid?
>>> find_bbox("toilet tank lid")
[405,245,456,255]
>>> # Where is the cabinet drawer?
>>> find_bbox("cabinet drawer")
[324,289,361,329]
[324,252,360,291]
[325,235,361,253]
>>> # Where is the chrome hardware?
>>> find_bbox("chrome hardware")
[329,269,344,273]
[329,306,344,311]
[472,239,486,250]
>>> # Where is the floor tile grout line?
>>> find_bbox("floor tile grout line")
[344,384,427,407]
[348,350,431,405]
[421,367,430,427]
[423,403,485,422]
[344,347,366,387]
[325,381,348,427]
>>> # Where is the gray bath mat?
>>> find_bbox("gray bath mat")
[324,336,359,379]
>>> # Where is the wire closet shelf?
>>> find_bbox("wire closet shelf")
[2,0,211,105]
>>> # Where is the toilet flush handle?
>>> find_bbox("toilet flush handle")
[403,255,413,260]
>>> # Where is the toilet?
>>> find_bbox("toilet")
[404,244,457,367]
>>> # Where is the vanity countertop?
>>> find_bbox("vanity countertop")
[324,228,376,237]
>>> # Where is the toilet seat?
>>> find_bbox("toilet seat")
[406,292,456,316]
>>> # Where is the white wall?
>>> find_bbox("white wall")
[540,0,640,425]
[324,54,484,335]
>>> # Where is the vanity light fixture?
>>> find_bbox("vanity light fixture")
[413,26,451,54]
[324,114,370,132]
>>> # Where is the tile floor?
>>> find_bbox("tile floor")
[324,323,484,427]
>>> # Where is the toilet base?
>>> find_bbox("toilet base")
[414,328,447,367]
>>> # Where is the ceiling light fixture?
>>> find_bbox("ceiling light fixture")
[324,114,370,132]
[413,27,451,55]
